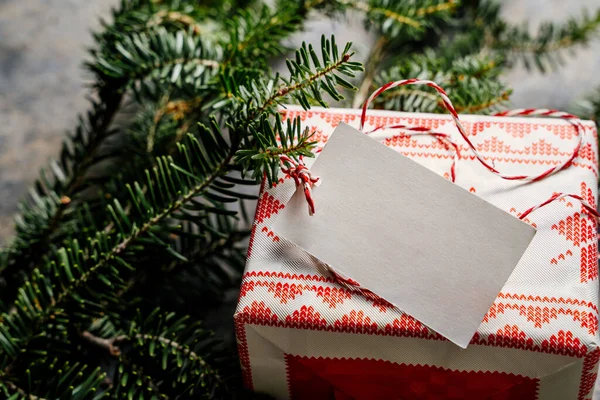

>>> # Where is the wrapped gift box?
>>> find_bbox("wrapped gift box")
[234,105,599,399]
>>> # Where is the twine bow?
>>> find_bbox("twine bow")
[279,155,321,216]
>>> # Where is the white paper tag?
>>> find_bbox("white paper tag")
[272,122,536,348]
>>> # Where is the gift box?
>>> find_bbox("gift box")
[234,104,600,399]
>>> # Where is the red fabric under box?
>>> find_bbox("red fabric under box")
[234,106,600,400]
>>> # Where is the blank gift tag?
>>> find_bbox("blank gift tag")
[272,122,536,348]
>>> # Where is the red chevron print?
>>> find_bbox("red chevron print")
[238,277,600,349]
[309,126,328,144]
[483,302,598,335]
[285,355,540,400]
[371,296,395,312]
[581,243,598,283]
[474,121,575,140]
[268,282,305,304]
[481,325,534,350]
[313,286,353,308]
[383,135,454,151]
[333,310,378,334]
[364,115,445,131]
[294,110,357,126]
[477,137,566,156]
[578,348,600,400]
[496,292,597,312]
[260,226,280,242]
[384,314,440,339]
[543,330,588,358]
[579,143,598,164]
[240,280,353,308]
[580,181,596,207]
[509,207,538,227]
[243,301,278,324]
[234,317,253,390]
[286,305,327,328]
[255,192,285,224]
[243,271,336,283]
[239,280,256,298]
[473,121,532,137]
[552,212,595,247]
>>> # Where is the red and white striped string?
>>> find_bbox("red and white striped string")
[518,192,598,221]
[360,79,584,182]
[365,124,460,182]
[279,155,321,216]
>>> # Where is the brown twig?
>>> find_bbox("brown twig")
[352,36,388,108]
[81,331,127,356]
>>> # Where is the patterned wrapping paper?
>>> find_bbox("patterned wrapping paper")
[234,105,600,400]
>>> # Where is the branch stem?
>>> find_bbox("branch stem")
[353,36,388,108]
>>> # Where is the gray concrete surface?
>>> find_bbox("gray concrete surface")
[1,0,600,395]
[0,0,121,240]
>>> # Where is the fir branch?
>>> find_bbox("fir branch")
[164,228,249,274]
[456,90,511,113]
[351,1,421,29]
[147,10,203,35]
[572,85,600,123]
[111,358,170,399]
[416,1,458,16]
[0,89,124,303]
[1,380,47,400]
[108,311,230,398]
[256,53,352,116]
[0,360,105,400]
[223,5,304,67]
[94,0,219,51]
[485,8,600,71]
[240,35,362,120]
[89,28,222,88]
[373,52,509,114]
[345,0,458,38]
[0,132,235,369]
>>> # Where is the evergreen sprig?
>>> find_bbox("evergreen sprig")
[489,8,600,72]
[117,310,233,398]
[223,5,304,66]
[0,89,124,306]
[374,52,510,114]
[0,360,106,400]
[354,0,458,39]
[90,27,222,92]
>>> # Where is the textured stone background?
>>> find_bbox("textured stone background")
[1,0,600,395]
